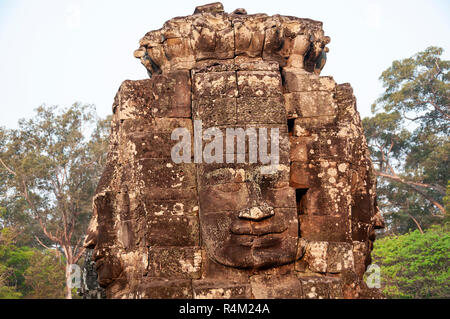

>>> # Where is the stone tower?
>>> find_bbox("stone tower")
[83,2,385,299]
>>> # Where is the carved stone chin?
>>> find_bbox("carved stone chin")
[83,2,384,299]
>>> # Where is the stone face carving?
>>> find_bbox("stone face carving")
[83,2,385,299]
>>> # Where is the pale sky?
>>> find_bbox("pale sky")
[0,0,449,128]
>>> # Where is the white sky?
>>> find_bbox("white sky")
[0,0,449,128]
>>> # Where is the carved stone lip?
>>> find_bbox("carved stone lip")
[230,220,287,235]
[233,233,283,248]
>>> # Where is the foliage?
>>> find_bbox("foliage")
[0,285,22,299]
[372,223,450,298]
[373,46,449,132]
[444,181,450,217]
[0,227,34,297]
[24,249,65,299]
[363,46,449,234]
[0,103,110,298]
[0,226,66,299]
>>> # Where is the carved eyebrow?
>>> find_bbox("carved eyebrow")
[203,167,245,183]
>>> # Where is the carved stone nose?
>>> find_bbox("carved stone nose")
[239,205,274,221]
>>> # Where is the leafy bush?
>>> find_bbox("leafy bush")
[372,223,450,298]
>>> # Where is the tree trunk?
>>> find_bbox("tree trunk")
[65,261,73,299]
[63,244,74,300]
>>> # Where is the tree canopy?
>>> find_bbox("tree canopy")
[363,46,449,234]
[372,223,450,298]
[0,104,110,298]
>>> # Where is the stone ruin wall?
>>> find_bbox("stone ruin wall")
[81,3,385,299]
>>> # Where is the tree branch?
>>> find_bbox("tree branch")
[73,237,86,264]
[35,235,52,250]
[413,98,450,120]
[0,158,17,176]
[376,171,446,215]
[408,214,424,234]
[428,100,450,120]
[376,171,445,195]
[20,179,61,244]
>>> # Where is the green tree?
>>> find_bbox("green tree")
[24,249,66,299]
[372,223,450,298]
[444,181,450,217]
[0,226,33,298]
[0,285,22,299]
[0,104,110,298]
[363,46,449,234]
[0,226,69,299]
